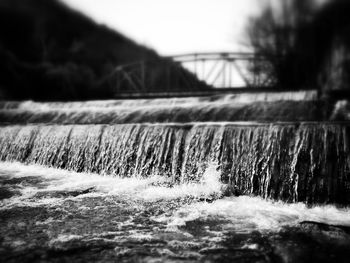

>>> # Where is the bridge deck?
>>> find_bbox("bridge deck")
[114,87,318,99]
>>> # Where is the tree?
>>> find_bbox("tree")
[245,0,323,89]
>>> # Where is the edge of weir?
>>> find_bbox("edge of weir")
[1,121,350,128]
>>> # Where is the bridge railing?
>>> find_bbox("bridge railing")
[168,52,276,88]
[109,52,276,94]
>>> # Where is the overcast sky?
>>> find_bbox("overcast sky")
[61,0,261,56]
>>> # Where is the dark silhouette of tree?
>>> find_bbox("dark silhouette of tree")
[0,0,209,100]
[245,0,325,89]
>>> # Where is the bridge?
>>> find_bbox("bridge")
[109,52,277,98]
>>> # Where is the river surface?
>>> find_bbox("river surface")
[1,162,350,263]
[1,93,350,262]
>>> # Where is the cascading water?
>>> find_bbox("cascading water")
[1,92,350,262]
[0,91,323,124]
[0,122,349,204]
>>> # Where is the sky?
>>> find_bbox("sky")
[61,0,261,56]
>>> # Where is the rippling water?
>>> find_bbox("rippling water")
[0,91,321,124]
[1,162,350,262]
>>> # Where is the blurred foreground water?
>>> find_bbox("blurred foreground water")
[1,162,350,262]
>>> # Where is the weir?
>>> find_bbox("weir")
[0,122,349,204]
[0,91,324,124]
[0,101,322,124]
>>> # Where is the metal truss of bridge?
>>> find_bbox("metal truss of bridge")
[110,52,276,95]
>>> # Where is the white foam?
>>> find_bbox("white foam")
[0,161,222,206]
[49,234,83,245]
[155,196,350,233]
[1,161,349,235]
[136,164,222,201]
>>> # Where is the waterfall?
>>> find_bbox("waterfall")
[0,91,323,124]
[0,91,318,110]
[0,101,322,124]
[0,122,349,204]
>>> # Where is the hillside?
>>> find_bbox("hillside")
[0,0,208,100]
